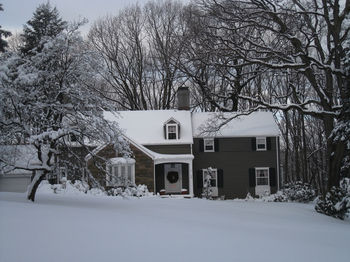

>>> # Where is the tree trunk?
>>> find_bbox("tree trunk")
[27,171,46,202]
[323,115,341,191]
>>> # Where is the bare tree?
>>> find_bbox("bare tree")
[188,0,349,192]
[88,1,187,110]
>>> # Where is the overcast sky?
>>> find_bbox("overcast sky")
[1,0,187,35]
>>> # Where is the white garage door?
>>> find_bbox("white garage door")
[0,176,31,193]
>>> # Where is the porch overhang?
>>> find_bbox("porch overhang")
[154,154,194,165]
[154,154,194,197]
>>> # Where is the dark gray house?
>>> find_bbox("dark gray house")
[1,89,280,199]
[86,89,280,199]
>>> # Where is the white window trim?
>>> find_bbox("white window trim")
[255,167,270,186]
[256,137,267,151]
[106,161,135,187]
[202,168,218,186]
[166,123,178,140]
[204,138,215,152]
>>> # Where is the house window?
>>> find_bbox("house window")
[203,168,217,187]
[204,138,214,152]
[106,158,135,187]
[255,168,269,186]
[166,124,178,140]
[256,137,267,151]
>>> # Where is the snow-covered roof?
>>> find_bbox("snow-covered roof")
[104,110,193,145]
[108,157,136,165]
[191,111,280,137]
[85,134,194,165]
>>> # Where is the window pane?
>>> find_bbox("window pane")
[256,169,268,185]
[127,165,132,181]
[168,126,176,133]
[168,133,176,139]
[114,166,119,177]
[257,138,265,144]
[257,178,268,185]
[121,166,126,178]
[257,144,266,149]
[205,145,213,150]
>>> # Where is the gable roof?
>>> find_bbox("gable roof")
[104,110,193,145]
[191,111,280,137]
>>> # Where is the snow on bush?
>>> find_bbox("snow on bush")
[107,184,150,197]
[244,181,316,203]
[278,181,316,202]
[37,180,150,198]
[315,178,350,220]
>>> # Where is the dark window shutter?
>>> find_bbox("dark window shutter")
[217,169,224,188]
[178,124,180,139]
[182,163,189,190]
[199,139,204,152]
[251,138,256,151]
[266,137,271,150]
[155,164,165,193]
[197,170,203,188]
[214,138,219,152]
[249,168,256,187]
[164,125,167,139]
[269,167,276,187]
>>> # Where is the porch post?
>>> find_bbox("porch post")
[189,160,193,197]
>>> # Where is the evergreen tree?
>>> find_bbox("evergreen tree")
[0,24,127,202]
[21,2,66,55]
[0,4,12,52]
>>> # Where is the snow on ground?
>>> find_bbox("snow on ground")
[1,192,349,262]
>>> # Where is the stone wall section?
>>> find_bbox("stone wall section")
[86,143,154,192]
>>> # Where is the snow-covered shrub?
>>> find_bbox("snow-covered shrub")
[87,187,106,196]
[37,180,54,194]
[244,192,254,201]
[262,191,289,202]
[315,178,350,220]
[252,182,316,202]
[280,181,316,202]
[107,184,150,197]
[72,180,90,193]
[202,167,214,199]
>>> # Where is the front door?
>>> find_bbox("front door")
[255,168,271,197]
[203,169,218,197]
[164,163,182,193]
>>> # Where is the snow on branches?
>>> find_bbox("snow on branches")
[0,22,126,201]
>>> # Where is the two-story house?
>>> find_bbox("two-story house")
[85,87,281,198]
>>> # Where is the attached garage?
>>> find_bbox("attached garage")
[0,173,31,193]
[0,145,36,193]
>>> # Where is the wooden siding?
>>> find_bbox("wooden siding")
[193,137,279,199]
[145,144,191,154]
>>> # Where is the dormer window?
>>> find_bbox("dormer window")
[167,124,178,139]
[164,118,180,140]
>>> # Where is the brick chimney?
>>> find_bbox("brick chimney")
[177,86,190,110]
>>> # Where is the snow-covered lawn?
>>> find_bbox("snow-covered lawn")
[1,192,349,262]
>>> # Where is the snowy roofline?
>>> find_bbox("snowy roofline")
[104,110,280,145]
[84,134,194,164]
